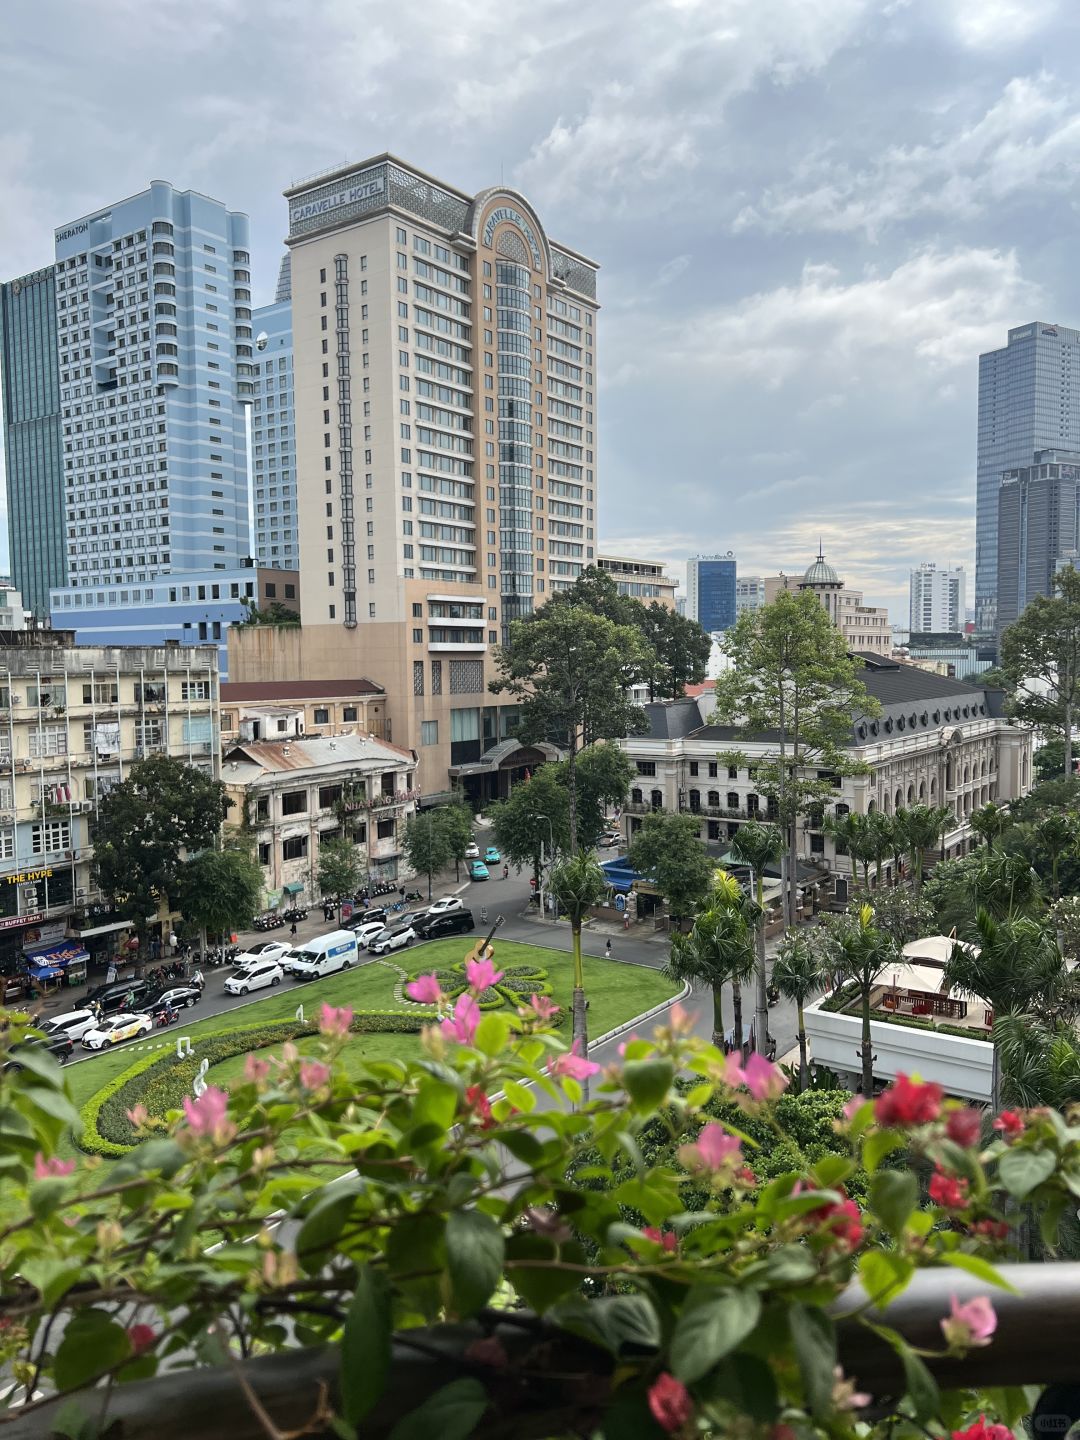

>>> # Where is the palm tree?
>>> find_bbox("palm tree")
[820,904,897,1097]
[729,820,784,1056]
[825,811,873,889]
[969,801,1011,852]
[895,804,955,893]
[994,1013,1080,1110]
[944,909,1066,1108]
[864,810,896,889]
[548,850,606,1094]
[1036,810,1079,900]
[665,869,758,1057]
[771,930,824,1089]
[967,848,1043,921]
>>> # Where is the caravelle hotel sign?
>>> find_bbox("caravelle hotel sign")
[288,173,385,229]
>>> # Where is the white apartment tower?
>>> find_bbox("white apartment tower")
[909,563,965,633]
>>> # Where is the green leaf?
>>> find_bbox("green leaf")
[412,1078,459,1132]
[671,1287,762,1383]
[863,1128,906,1173]
[341,1265,391,1427]
[18,1257,84,1309]
[294,1185,361,1275]
[859,1250,914,1308]
[940,1252,1018,1292]
[474,1013,510,1058]
[502,1080,536,1113]
[763,1246,819,1287]
[552,1294,660,1358]
[898,1341,940,1422]
[1040,1193,1066,1253]
[506,1233,587,1312]
[700,1353,779,1423]
[387,1378,489,1440]
[22,1085,82,1126]
[446,1209,505,1317]
[54,1309,131,1393]
[998,1146,1056,1200]
[870,1170,918,1238]
[790,1304,837,1417]
[621,1057,675,1113]
[812,1155,856,1189]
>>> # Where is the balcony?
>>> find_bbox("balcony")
[680,801,751,820]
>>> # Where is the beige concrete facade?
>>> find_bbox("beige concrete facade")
[766,551,892,654]
[597,553,677,608]
[275,155,599,801]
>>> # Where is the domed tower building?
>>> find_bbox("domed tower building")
[767,546,892,654]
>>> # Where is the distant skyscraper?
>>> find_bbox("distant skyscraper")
[274,253,292,303]
[735,574,766,617]
[686,554,737,632]
[977,322,1080,631]
[0,267,66,615]
[251,297,297,568]
[995,451,1080,637]
[909,563,965,633]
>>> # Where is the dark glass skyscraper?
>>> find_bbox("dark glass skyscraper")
[687,554,737,632]
[976,321,1080,633]
[0,267,66,616]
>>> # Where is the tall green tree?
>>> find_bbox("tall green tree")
[574,743,635,843]
[489,765,570,886]
[93,755,231,968]
[437,794,475,882]
[969,801,1011,851]
[628,810,714,921]
[665,871,758,1055]
[814,905,897,1097]
[863,887,936,949]
[995,1015,1080,1112]
[316,836,362,902]
[999,563,1080,776]
[176,844,263,954]
[771,930,825,1088]
[825,811,873,889]
[892,803,954,893]
[1035,810,1079,900]
[547,850,606,1089]
[490,605,651,851]
[403,812,453,901]
[713,589,880,926]
[730,820,784,1055]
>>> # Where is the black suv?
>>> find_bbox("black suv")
[345,907,387,930]
[414,909,475,941]
[86,978,152,1014]
[5,1031,75,1069]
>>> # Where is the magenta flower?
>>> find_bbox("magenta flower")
[127,1323,156,1355]
[721,1053,746,1088]
[941,1294,997,1349]
[528,993,560,1022]
[648,1373,693,1433]
[549,1040,601,1081]
[697,1122,742,1168]
[318,1002,353,1037]
[126,1103,150,1129]
[406,972,445,1005]
[440,991,481,1045]
[33,1152,75,1180]
[244,1053,271,1084]
[465,955,503,992]
[182,1086,231,1140]
[299,1060,331,1090]
[743,1051,789,1101]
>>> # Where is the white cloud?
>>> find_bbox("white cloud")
[609,246,1040,386]
[736,72,1080,238]
[945,0,1059,49]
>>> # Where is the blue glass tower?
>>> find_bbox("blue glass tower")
[0,267,66,616]
[687,554,736,632]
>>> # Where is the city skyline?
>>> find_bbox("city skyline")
[6,2,1080,616]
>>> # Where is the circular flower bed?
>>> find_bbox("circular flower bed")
[402,960,556,1011]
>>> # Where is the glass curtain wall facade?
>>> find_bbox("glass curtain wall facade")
[0,268,66,616]
[250,298,298,568]
[497,258,534,637]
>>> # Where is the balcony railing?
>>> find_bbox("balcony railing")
[6,1264,1076,1440]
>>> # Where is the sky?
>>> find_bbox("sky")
[4,0,1080,619]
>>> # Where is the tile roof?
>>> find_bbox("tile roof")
[222,678,384,701]
[224,733,414,774]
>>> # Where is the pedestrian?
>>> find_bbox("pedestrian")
[623,910,630,931]
[290,921,298,940]
[605,939,612,960]
[502,864,509,880]
[399,884,406,901]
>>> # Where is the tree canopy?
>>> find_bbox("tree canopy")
[176,843,263,944]
[999,563,1080,776]
[628,809,714,919]
[316,835,362,900]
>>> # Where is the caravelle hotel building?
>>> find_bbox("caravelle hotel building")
[231,155,600,801]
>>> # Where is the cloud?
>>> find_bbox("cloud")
[609,246,1041,386]
[735,73,1080,239]
[945,0,1060,49]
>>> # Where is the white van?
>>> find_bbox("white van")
[285,930,360,981]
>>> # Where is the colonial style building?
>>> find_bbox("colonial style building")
[222,734,419,904]
[618,655,1032,894]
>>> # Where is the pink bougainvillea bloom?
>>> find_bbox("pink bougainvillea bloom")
[406,972,445,1005]
[182,1086,231,1138]
[951,1419,1012,1440]
[945,1108,983,1148]
[642,1226,678,1252]
[528,993,560,1022]
[929,1167,969,1210]
[33,1152,75,1180]
[127,1323,156,1355]
[648,1373,693,1433]
[721,1053,747,1088]
[318,1002,353,1037]
[993,1110,1025,1138]
[743,1051,789,1102]
[667,1003,694,1035]
[617,1032,640,1057]
[464,1084,495,1130]
[126,1103,150,1129]
[697,1122,742,1168]
[299,1060,331,1090]
[549,1040,601,1081]
[465,955,504,992]
[832,1366,872,1411]
[244,1054,271,1084]
[941,1295,997,1349]
[874,1073,943,1128]
[440,991,481,1045]
[843,1095,868,1122]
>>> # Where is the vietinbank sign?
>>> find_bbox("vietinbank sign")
[289,174,385,227]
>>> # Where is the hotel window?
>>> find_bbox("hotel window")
[421,720,438,746]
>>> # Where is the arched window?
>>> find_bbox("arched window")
[707,790,720,807]
[688,789,701,812]
[727,792,739,809]
[650,790,663,810]
[631,788,642,804]
[919,781,926,801]
[907,784,914,804]
[930,777,937,797]
[835,802,850,818]
[867,798,877,813]
[894,788,903,812]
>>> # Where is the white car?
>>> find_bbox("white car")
[427,896,465,917]
[235,940,292,967]
[368,923,417,955]
[39,1009,100,1043]
[225,961,283,996]
[464,842,480,859]
[348,920,386,947]
[82,1014,153,1050]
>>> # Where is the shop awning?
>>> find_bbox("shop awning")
[28,960,63,980]
[26,941,90,972]
[282,881,304,895]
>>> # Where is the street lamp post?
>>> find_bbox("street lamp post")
[525,812,555,921]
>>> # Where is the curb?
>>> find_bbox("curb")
[588,981,692,1051]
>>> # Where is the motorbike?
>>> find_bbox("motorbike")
[283,906,308,923]
[153,1006,180,1029]
[766,984,780,1007]
[403,889,423,903]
